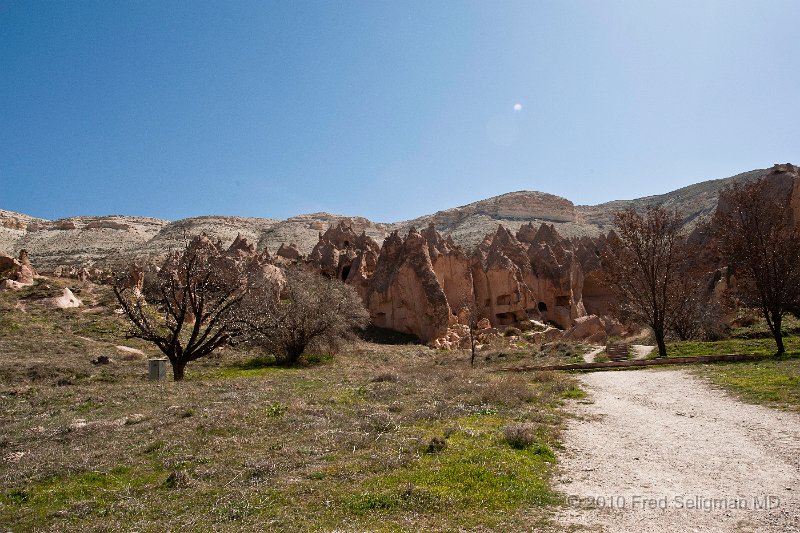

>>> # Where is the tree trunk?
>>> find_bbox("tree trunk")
[654,328,667,358]
[772,313,785,355]
[285,345,305,365]
[172,360,187,381]
[470,328,476,367]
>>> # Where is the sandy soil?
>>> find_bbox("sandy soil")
[630,344,654,359]
[556,369,800,532]
[584,346,605,363]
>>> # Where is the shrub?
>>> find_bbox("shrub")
[247,267,369,365]
[425,436,447,453]
[481,375,536,406]
[502,424,536,449]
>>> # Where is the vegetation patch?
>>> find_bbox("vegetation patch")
[0,466,166,528]
[341,418,557,525]
[666,338,800,358]
[694,359,800,410]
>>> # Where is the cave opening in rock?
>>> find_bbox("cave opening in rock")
[341,265,351,281]
[495,312,515,325]
[537,301,548,312]
[496,294,512,306]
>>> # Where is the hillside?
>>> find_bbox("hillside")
[0,166,778,270]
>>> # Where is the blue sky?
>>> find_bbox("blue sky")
[2,0,799,222]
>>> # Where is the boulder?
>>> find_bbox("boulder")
[562,314,605,341]
[0,279,26,291]
[276,243,302,261]
[46,288,83,309]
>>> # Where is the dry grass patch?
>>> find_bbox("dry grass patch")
[0,284,580,531]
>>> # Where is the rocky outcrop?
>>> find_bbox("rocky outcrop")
[561,314,607,344]
[366,229,452,342]
[471,226,539,327]
[45,287,83,309]
[84,220,132,231]
[356,221,614,344]
[276,243,302,262]
[0,249,37,288]
[290,217,613,344]
[1,164,795,270]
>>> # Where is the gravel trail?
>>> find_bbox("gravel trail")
[556,369,800,532]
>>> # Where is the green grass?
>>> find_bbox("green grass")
[665,338,800,358]
[694,358,800,410]
[561,385,586,399]
[729,313,800,339]
[1,465,166,529]
[339,416,556,527]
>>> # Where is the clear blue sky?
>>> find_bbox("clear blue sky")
[2,0,799,222]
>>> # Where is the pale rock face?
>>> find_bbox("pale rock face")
[55,220,77,230]
[0,279,27,291]
[346,221,616,345]
[307,221,381,283]
[423,224,474,313]
[561,314,606,343]
[344,249,378,301]
[228,233,256,257]
[84,220,132,231]
[472,226,539,328]
[47,287,83,309]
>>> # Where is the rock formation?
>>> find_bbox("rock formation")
[4,164,799,346]
[291,216,621,345]
[45,287,83,309]
[365,229,452,342]
[0,249,38,289]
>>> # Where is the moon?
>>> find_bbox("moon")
[513,103,522,112]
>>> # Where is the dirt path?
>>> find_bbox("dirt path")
[630,344,654,359]
[583,346,605,363]
[583,345,654,363]
[556,369,800,532]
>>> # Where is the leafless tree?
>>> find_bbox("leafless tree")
[713,178,800,354]
[113,236,259,381]
[247,267,370,364]
[602,205,691,357]
[668,273,725,341]
[457,294,480,367]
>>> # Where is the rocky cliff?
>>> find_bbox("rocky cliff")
[0,164,791,273]
[4,163,799,345]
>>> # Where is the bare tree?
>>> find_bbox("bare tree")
[602,205,690,357]
[668,273,725,341]
[713,178,800,354]
[456,294,480,367]
[247,267,370,364]
[113,236,258,381]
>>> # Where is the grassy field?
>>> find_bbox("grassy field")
[664,314,800,411]
[0,279,586,531]
[692,358,800,411]
[661,313,800,358]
